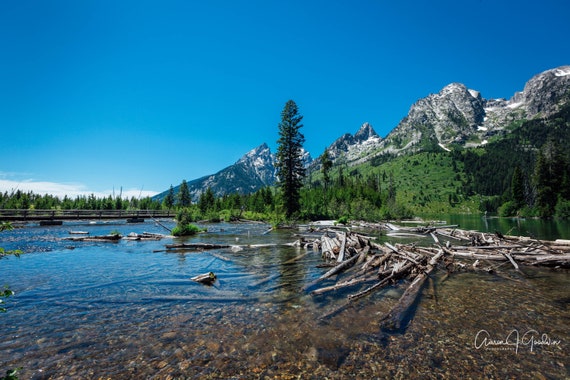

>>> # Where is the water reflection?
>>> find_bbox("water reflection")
[0,221,568,378]
[449,214,570,240]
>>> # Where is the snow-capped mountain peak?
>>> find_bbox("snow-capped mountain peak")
[354,122,380,143]
[376,65,570,155]
[318,122,383,166]
[238,143,271,164]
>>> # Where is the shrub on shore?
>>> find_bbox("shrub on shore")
[171,223,202,236]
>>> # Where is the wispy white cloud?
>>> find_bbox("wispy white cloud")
[0,179,158,199]
[113,188,160,199]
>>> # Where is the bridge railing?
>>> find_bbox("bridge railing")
[0,209,173,221]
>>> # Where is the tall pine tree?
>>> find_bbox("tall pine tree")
[177,180,191,207]
[511,166,525,209]
[320,148,333,189]
[275,100,305,219]
[163,185,175,210]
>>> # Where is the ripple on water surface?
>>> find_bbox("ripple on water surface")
[0,221,568,378]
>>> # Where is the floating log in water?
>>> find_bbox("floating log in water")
[83,234,122,242]
[124,232,167,241]
[165,242,231,250]
[191,272,216,285]
[64,234,122,242]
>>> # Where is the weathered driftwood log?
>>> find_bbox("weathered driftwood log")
[124,232,166,241]
[303,249,367,291]
[344,249,380,279]
[191,272,216,285]
[385,242,421,265]
[321,235,342,260]
[165,243,230,250]
[311,274,378,296]
[64,234,121,242]
[435,229,469,241]
[379,249,445,332]
[337,232,347,262]
[318,260,414,320]
[501,251,523,273]
[525,254,570,266]
[347,261,414,302]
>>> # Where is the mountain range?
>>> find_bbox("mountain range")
[154,65,570,202]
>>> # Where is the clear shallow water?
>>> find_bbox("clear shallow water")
[447,214,570,241]
[0,220,568,379]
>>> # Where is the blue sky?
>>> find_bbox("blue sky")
[1,0,569,198]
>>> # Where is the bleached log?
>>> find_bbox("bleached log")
[385,223,400,231]
[191,272,216,285]
[337,232,347,262]
[502,251,521,272]
[379,249,445,332]
[348,261,414,302]
[385,242,421,265]
[525,254,570,266]
[431,232,440,245]
[311,274,378,296]
[302,249,366,291]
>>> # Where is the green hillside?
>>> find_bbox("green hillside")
[304,151,477,219]
[361,152,479,216]
[305,100,570,220]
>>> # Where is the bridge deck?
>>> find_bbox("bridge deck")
[0,209,173,221]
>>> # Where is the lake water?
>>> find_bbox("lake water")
[0,218,568,379]
[447,214,570,241]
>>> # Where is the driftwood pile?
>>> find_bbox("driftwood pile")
[427,226,570,268]
[300,224,570,331]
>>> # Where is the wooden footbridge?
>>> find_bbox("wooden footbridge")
[0,209,173,223]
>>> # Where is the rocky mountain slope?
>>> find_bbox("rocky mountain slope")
[156,66,569,201]
[373,65,570,158]
[154,143,277,202]
[154,143,314,202]
[326,122,382,161]
[306,122,384,172]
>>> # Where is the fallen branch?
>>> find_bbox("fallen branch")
[302,249,365,291]
[379,249,445,332]
[348,262,414,302]
[502,251,523,274]
[311,274,378,296]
